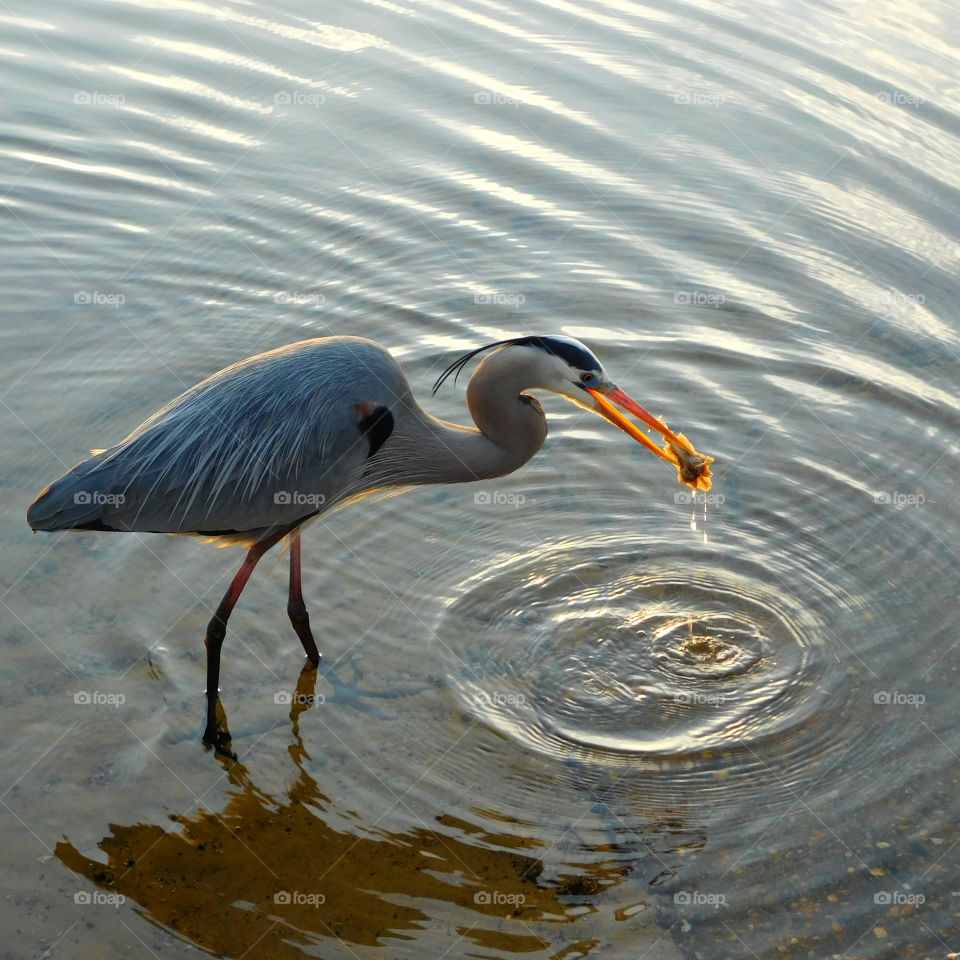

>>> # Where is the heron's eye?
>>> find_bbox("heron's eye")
[580,372,596,384]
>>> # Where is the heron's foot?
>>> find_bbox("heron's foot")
[287,600,321,664]
[202,698,237,761]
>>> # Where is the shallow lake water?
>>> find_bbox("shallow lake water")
[3,0,960,957]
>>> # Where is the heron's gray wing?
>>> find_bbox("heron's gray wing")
[27,337,406,537]
[114,406,367,534]
[28,401,370,536]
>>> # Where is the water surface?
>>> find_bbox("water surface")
[3,0,959,957]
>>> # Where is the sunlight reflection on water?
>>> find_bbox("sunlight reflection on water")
[4,0,960,956]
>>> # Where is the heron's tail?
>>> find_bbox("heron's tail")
[27,455,121,532]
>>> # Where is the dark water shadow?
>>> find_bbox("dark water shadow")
[55,666,698,957]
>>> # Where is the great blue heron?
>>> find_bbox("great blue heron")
[27,334,711,748]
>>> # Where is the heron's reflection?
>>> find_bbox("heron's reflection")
[204,655,422,758]
[57,665,701,957]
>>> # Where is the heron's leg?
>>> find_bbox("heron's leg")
[202,534,281,745]
[287,529,320,665]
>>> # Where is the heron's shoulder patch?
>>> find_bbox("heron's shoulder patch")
[354,403,394,458]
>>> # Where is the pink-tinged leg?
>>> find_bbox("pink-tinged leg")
[287,528,320,665]
[203,532,283,748]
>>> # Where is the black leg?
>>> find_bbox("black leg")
[202,532,284,751]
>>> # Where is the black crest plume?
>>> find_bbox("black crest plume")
[432,335,598,395]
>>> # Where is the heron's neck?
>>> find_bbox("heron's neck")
[381,352,549,487]
[424,409,544,485]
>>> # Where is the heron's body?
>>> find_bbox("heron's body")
[28,333,706,752]
[28,336,551,544]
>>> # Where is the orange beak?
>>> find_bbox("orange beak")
[585,386,714,490]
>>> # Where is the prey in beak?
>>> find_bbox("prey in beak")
[585,386,714,491]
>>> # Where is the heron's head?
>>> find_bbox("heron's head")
[433,334,690,464]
